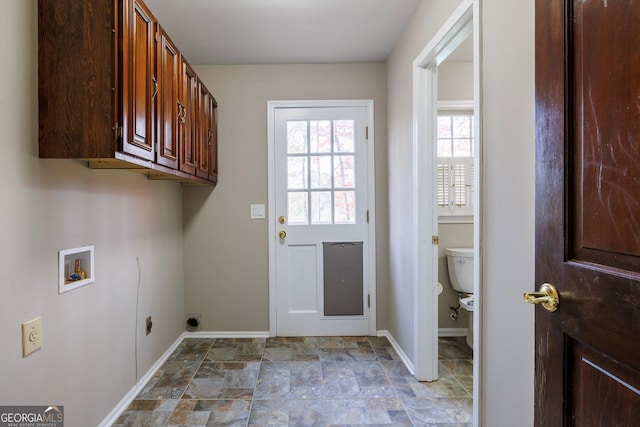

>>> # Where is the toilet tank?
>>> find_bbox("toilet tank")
[445,248,474,293]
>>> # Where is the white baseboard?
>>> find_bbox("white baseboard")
[376,329,469,379]
[376,329,415,376]
[438,327,468,337]
[98,332,188,427]
[183,330,270,339]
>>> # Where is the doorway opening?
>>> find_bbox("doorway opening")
[412,0,481,424]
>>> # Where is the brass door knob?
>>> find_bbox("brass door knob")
[278,216,287,224]
[278,230,287,239]
[523,283,559,312]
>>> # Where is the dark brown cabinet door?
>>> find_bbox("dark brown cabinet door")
[156,26,180,169]
[208,94,218,182]
[179,61,198,175]
[38,0,115,159]
[196,82,218,180]
[535,0,640,425]
[120,0,155,160]
[196,82,210,179]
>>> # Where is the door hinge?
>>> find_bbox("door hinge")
[366,210,369,224]
[368,294,370,308]
[115,123,123,140]
[365,126,369,140]
[432,235,439,245]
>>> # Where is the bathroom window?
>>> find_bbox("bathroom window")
[437,110,474,219]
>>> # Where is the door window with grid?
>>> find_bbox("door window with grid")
[437,112,474,217]
[286,120,357,225]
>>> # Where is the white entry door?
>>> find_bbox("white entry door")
[269,101,375,336]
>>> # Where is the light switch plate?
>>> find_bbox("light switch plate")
[250,204,266,219]
[22,316,42,357]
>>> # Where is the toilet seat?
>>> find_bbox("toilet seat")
[460,295,474,312]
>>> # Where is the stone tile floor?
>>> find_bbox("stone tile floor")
[113,336,472,426]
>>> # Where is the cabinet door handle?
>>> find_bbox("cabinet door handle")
[152,75,158,101]
[177,100,183,122]
[181,105,187,123]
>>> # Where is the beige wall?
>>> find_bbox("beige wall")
[386,0,465,373]
[387,0,535,425]
[481,0,535,424]
[439,61,474,101]
[0,2,185,426]
[184,64,389,331]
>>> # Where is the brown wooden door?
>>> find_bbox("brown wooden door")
[179,61,198,175]
[120,0,155,160]
[534,0,640,425]
[156,26,180,169]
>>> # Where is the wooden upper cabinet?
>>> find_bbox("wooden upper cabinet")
[156,25,180,170]
[38,0,218,186]
[179,60,198,175]
[120,0,156,160]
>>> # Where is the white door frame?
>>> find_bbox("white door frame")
[412,1,481,423]
[267,99,377,337]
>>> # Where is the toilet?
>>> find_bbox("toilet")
[444,247,474,348]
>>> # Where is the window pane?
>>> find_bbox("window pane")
[437,139,452,157]
[334,120,355,152]
[334,155,355,188]
[287,121,307,154]
[310,120,331,153]
[288,192,309,224]
[310,155,332,189]
[453,139,472,157]
[334,191,356,224]
[452,116,472,138]
[437,112,474,216]
[287,157,308,189]
[311,191,332,224]
[437,116,452,138]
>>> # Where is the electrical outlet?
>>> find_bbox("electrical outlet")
[22,316,42,357]
[145,316,152,335]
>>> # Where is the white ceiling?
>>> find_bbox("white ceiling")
[144,0,422,65]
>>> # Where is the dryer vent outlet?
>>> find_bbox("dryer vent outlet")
[186,314,201,331]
